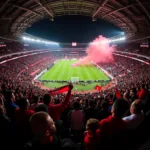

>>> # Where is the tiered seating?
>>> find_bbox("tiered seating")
[0,48,150,150]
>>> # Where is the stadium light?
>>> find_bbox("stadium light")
[90,36,126,45]
[121,32,125,35]
[22,36,59,45]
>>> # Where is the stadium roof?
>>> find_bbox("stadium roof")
[0,0,150,41]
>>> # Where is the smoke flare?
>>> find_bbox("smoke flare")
[72,35,115,66]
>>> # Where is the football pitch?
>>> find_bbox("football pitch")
[39,59,110,91]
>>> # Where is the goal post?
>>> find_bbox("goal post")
[71,77,79,83]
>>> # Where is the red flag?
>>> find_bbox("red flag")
[49,85,69,96]
[115,88,122,98]
[95,85,101,91]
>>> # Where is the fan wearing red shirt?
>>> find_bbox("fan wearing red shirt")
[84,99,129,150]
[43,83,73,121]
[138,85,149,100]
[84,118,100,150]
[15,97,34,143]
[99,98,129,150]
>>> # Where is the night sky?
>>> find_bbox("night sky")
[26,15,122,43]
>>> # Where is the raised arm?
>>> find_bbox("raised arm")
[60,83,73,111]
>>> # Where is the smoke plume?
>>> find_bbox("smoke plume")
[72,35,115,66]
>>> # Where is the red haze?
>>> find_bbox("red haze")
[72,35,115,66]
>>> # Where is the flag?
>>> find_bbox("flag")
[115,88,122,98]
[95,85,102,91]
[49,85,69,96]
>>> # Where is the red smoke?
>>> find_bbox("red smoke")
[72,35,115,66]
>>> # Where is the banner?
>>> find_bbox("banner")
[49,85,69,96]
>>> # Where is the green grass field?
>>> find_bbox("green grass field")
[39,59,110,91]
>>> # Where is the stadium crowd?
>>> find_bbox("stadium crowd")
[0,44,150,150]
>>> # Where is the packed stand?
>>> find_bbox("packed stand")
[0,80,150,150]
[0,49,150,150]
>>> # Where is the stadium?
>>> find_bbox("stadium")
[0,0,150,149]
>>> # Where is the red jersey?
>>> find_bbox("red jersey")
[48,90,71,121]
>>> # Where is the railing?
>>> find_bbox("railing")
[0,51,50,64]
[114,51,150,60]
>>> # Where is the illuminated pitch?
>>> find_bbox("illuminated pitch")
[39,59,110,91]
[40,59,109,81]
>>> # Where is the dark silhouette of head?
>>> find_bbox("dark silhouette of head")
[73,101,80,110]
[101,101,109,111]
[35,104,48,113]
[4,91,15,103]
[43,94,51,106]
[18,97,29,110]
[111,98,129,118]
[88,100,94,108]
[33,95,40,103]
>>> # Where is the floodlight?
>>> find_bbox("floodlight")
[121,32,125,35]
[36,39,41,42]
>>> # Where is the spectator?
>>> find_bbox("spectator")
[0,105,13,148]
[43,84,73,137]
[35,104,48,113]
[30,95,42,110]
[130,88,138,103]
[99,98,129,135]
[84,118,100,150]
[43,83,73,121]
[29,112,61,149]
[84,100,97,123]
[123,99,144,129]
[138,85,149,100]
[98,98,129,150]
[43,94,51,106]
[15,97,34,143]
[123,89,130,102]
[68,101,84,133]
[4,90,19,121]
[97,101,110,121]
